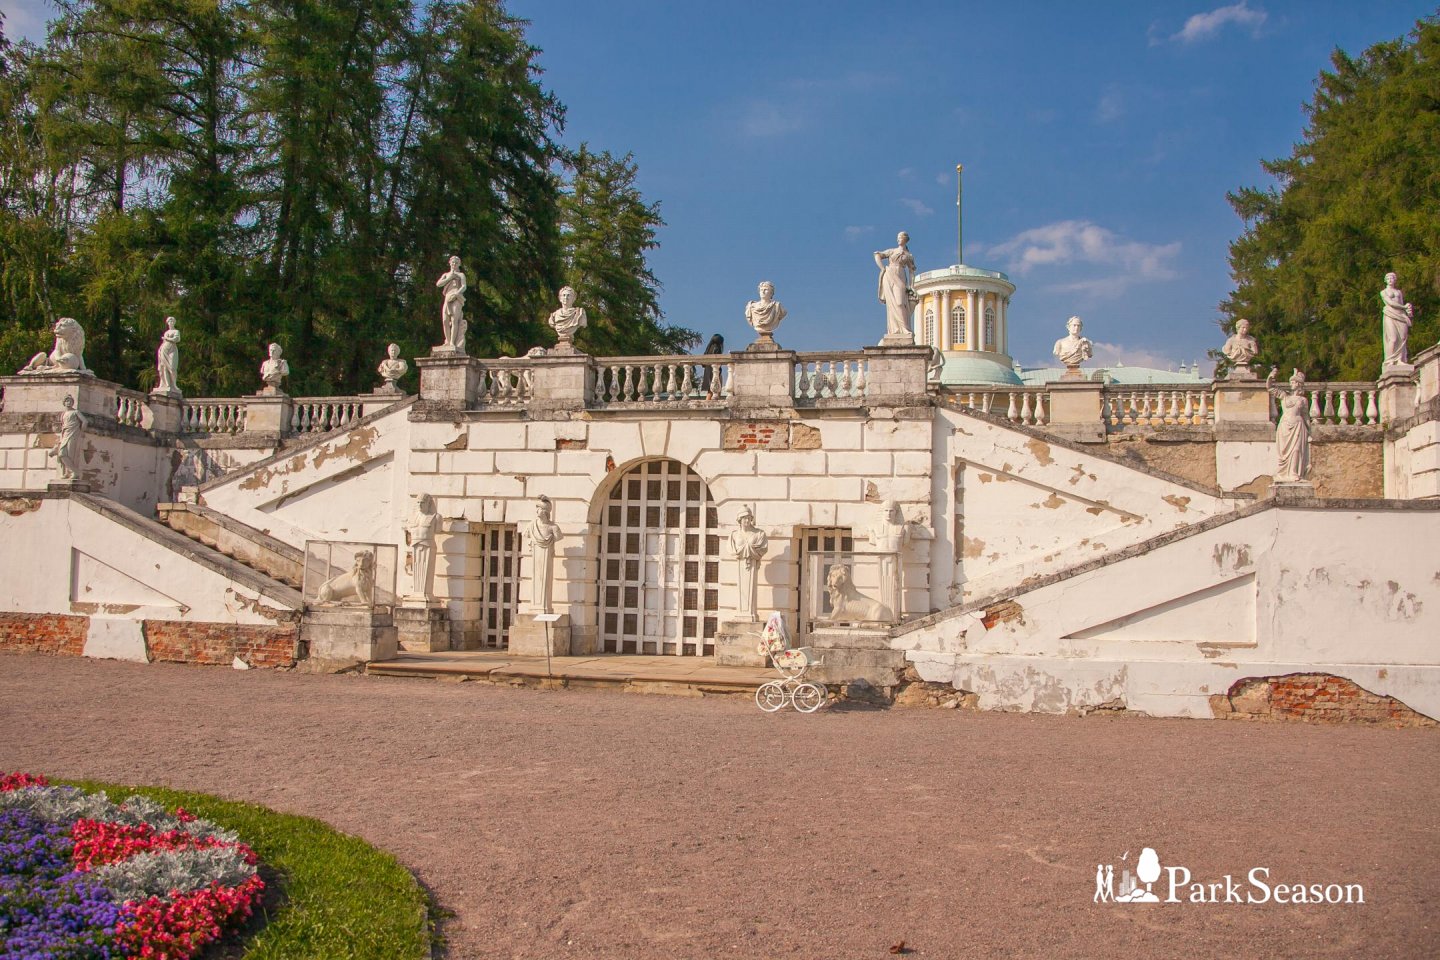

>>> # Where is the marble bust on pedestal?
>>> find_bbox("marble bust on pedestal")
[744,281,786,351]
[548,286,587,353]
[377,343,408,393]
[1052,316,1093,378]
[259,343,289,393]
[1221,318,1259,380]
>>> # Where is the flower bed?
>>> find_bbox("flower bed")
[0,773,265,960]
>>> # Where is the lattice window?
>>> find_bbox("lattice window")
[923,309,935,347]
[599,459,719,656]
[951,306,966,346]
[479,523,519,649]
[984,307,995,349]
[797,526,854,636]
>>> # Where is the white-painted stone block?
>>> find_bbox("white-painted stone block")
[466,474,525,498]
[663,420,722,466]
[824,452,893,476]
[496,450,557,475]
[408,451,438,474]
[586,421,642,456]
[414,474,466,497]
[790,476,865,503]
[893,452,932,477]
[863,419,930,451]
[1216,440,1274,491]
[819,421,863,451]
[84,618,149,663]
[439,450,494,473]
[468,421,528,450]
[755,451,827,475]
[711,475,786,504]
[554,451,610,477]
[410,422,468,451]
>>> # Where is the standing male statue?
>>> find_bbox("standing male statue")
[525,495,564,614]
[403,493,439,601]
[436,255,468,352]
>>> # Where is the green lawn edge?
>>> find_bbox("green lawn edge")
[61,779,439,959]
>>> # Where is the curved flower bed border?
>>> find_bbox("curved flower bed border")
[1,772,264,959]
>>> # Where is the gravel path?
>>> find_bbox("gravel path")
[2,653,1437,959]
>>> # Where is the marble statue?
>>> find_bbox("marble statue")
[826,564,892,622]
[403,493,439,601]
[869,500,911,618]
[49,394,86,481]
[926,345,944,382]
[1274,369,1311,483]
[874,231,918,342]
[378,343,408,392]
[524,495,564,614]
[728,505,770,622]
[548,286,587,351]
[1221,318,1259,379]
[435,255,467,352]
[1052,316,1093,372]
[1381,272,1415,368]
[744,281,786,348]
[260,343,289,392]
[154,317,180,396]
[316,550,375,605]
[19,317,90,376]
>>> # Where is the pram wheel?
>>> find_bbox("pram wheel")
[792,682,826,713]
[755,680,788,713]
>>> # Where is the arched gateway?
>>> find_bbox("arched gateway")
[598,459,720,656]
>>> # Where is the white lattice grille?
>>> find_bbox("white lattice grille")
[479,523,519,650]
[599,460,720,656]
[798,526,854,636]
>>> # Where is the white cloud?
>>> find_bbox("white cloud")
[736,99,807,138]
[897,167,915,181]
[843,225,873,241]
[981,220,1181,298]
[1095,88,1124,123]
[1165,2,1267,45]
[900,198,934,217]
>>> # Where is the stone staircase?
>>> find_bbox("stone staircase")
[156,501,304,591]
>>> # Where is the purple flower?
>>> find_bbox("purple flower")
[0,807,125,959]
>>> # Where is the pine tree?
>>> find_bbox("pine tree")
[558,145,694,356]
[1222,15,1440,380]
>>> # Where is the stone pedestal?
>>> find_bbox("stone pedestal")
[301,607,397,666]
[508,612,570,657]
[1271,480,1316,501]
[415,354,479,409]
[146,392,183,434]
[730,349,797,413]
[1058,364,1087,382]
[243,391,292,436]
[394,606,449,652]
[1046,380,1105,442]
[1213,380,1274,424]
[528,353,592,413]
[861,344,931,408]
[1378,368,1418,425]
[878,332,915,348]
[0,372,108,420]
[804,626,907,687]
[745,335,781,353]
[715,620,765,667]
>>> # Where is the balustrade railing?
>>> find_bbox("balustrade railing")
[938,387,1050,426]
[1103,386,1212,427]
[291,398,371,434]
[793,355,867,403]
[114,389,149,428]
[474,363,532,406]
[1300,382,1380,426]
[181,399,247,434]
[592,356,731,404]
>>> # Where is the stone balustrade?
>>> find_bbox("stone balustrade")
[474,360,534,407]
[938,387,1051,426]
[180,399,248,434]
[1104,386,1212,427]
[590,355,731,405]
[793,354,867,404]
[114,388,149,428]
[1299,382,1380,426]
[289,397,374,434]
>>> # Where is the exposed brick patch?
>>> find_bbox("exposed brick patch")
[1212,673,1436,727]
[555,437,587,451]
[0,613,88,656]
[722,420,789,452]
[142,620,299,669]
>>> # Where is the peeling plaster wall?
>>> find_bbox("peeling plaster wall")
[898,504,1440,718]
[0,427,170,513]
[933,408,1238,608]
[197,405,413,548]
[0,496,294,627]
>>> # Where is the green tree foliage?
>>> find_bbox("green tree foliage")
[558,145,694,356]
[1222,15,1440,380]
[0,0,678,395]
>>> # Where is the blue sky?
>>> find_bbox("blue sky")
[3,1,1432,369]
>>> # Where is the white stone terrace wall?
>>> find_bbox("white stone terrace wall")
[897,502,1440,719]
